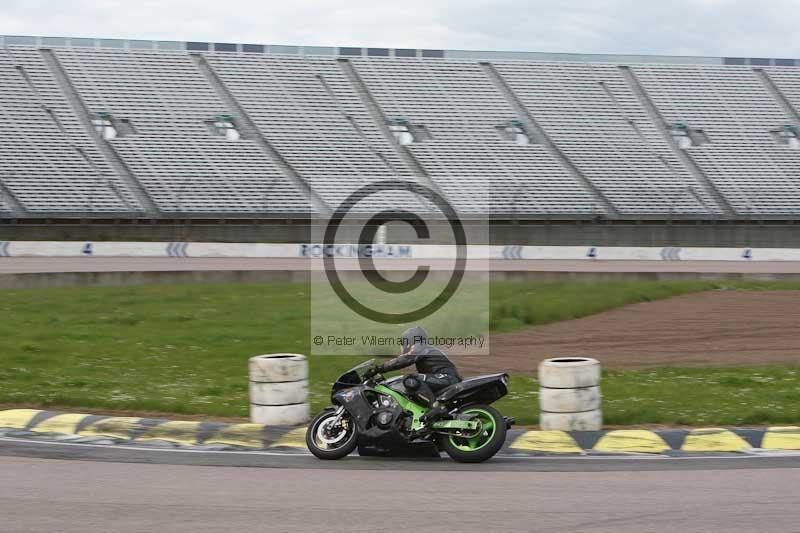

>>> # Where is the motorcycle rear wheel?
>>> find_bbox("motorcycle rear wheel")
[306,409,358,460]
[441,404,507,463]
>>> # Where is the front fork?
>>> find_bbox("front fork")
[330,405,345,427]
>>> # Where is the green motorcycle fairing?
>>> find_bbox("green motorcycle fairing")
[373,383,480,433]
[374,383,428,431]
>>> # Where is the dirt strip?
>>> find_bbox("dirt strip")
[460,291,800,374]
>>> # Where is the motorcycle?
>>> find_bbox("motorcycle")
[306,360,514,463]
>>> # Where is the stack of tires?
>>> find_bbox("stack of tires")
[538,357,602,431]
[249,354,309,425]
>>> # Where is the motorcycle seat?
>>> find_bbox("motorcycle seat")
[434,373,507,401]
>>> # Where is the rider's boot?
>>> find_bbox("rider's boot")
[420,401,448,425]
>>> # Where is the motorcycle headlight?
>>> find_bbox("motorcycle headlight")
[335,389,359,403]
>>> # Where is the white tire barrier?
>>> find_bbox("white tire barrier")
[249,380,309,405]
[539,386,601,413]
[539,410,603,432]
[538,357,601,389]
[250,404,311,426]
[249,354,309,426]
[539,357,602,431]
[249,353,308,382]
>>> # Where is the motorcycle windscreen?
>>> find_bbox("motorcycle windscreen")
[332,359,375,392]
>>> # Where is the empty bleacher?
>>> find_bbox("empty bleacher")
[349,57,602,215]
[53,47,311,214]
[493,61,718,215]
[631,64,800,215]
[0,37,799,219]
[0,46,137,213]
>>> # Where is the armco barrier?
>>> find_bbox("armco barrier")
[2,409,800,455]
[2,241,800,261]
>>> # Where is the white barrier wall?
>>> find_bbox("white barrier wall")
[1,241,800,261]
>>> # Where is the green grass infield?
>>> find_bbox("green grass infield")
[1,280,798,425]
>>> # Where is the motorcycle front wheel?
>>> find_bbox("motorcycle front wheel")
[306,409,358,460]
[440,404,507,463]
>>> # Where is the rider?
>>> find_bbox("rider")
[366,326,462,424]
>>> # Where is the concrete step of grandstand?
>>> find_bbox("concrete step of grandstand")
[40,48,159,216]
[755,69,800,123]
[0,178,28,217]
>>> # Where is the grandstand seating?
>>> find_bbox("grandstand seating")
[0,47,137,213]
[203,53,419,212]
[349,57,601,215]
[1,37,799,219]
[632,64,800,215]
[54,47,310,214]
[493,62,717,215]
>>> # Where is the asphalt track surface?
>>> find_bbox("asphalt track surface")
[4,256,800,273]
[2,446,799,532]
[2,437,800,532]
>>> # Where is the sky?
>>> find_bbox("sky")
[2,0,800,58]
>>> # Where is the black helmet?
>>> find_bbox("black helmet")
[400,326,428,353]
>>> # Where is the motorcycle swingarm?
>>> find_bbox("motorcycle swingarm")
[431,419,480,431]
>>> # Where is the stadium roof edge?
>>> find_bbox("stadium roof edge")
[1,34,798,66]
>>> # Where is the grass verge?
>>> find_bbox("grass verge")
[497,367,800,426]
[490,279,800,331]
[0,281,798,425]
